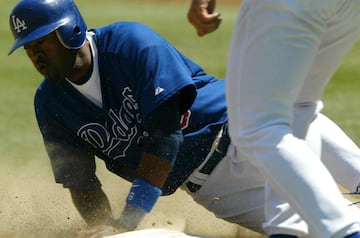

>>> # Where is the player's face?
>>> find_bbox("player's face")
[24,32,78,82]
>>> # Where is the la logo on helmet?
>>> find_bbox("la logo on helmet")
[11,15,27,33]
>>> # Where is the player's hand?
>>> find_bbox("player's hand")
[187,0,221,37]
[75,224,129,238]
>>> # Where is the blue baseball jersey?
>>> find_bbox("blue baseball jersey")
[34,22,227,195]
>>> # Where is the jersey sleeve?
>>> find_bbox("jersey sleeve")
[113,23,197,120]
[35,98,101,189]
[135,43,196,119]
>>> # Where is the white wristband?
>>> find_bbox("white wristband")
[117,203,147,230]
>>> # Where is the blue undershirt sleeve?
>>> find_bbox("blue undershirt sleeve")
[142,94,183,165]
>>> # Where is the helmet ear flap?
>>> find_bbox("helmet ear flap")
[56,20,87,49]
[56,0,87,49]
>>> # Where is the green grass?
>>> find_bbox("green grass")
[322,41,360,140]
[1,0,360,164]
[1,0,47,168]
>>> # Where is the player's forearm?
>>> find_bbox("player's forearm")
[137,152,173,187]
[117,131,181,230]
[69,187,114,226]
[118,154,171,230]
[117,95,183,229]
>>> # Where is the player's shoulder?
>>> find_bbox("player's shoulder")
[92,21,155,39]
[34,80,69,107]
[34,80,58,121]
[91,21,164,50]
[35,80,54,100]
[35,79,57,95]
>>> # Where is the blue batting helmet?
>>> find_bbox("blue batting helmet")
[8,0,87,55]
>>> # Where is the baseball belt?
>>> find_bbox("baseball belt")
[185,123,230,193]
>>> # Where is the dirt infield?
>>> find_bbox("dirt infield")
[0,159,263,238]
